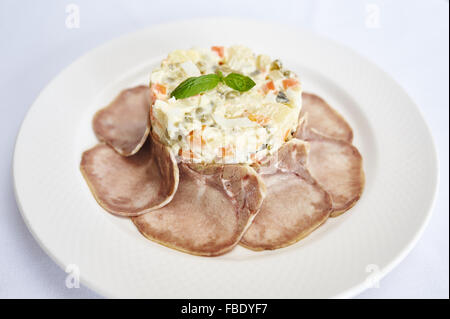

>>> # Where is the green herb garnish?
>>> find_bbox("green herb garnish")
[170,72,255,99]
[170,74,221,100]
[223,73,256,92]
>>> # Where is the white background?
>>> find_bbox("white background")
[0,0,448,298]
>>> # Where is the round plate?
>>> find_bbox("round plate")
[13,18,438,298]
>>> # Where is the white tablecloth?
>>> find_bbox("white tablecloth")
[0,0,448,298]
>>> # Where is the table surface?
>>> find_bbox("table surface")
[0,0,448,299]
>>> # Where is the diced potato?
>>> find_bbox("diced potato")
[256,54,271,71]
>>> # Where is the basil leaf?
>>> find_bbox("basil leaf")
[170,74,221,99]
[223,73,256,92]
[170,71,256,100]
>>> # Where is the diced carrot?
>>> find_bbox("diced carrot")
[178,148,197,160]
[149,88,156,102]
[248,114,271,126]
[218,146,235,158]
[282,78,299,90]
[211,46,224,58]
[262,80,275,94]
[155,83,166,94]
[188,129,206,149]
[151,83,166,96]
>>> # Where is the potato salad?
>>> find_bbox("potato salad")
[150,45,302,164]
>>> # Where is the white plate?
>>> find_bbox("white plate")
[13,18,438,298]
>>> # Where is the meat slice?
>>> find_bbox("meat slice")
[241,139,332,251]
[93,85,151,156]
[297,119,364,216]
[298,92,353,143]
[132,164,266,256]
[80,137,179,217]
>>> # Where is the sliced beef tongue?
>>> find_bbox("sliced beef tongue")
[296,117,365,217]
[93,85,151,156]
[298,92,353,143]
[241,139,332,251]
[132,163,266,257]
[80,136,179,217]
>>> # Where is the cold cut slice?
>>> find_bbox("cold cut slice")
[297,119,364,216]
[132,164,266,256]
[241,139,332,250]
[80,137,179,217]
[93,85,151,156]
[298,93,353,143]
